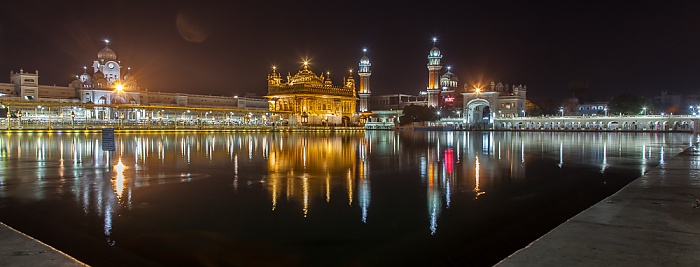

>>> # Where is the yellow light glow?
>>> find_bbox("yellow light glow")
[113,159,126,199]
[115,84,124,92]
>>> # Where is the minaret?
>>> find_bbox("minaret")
[358,48,372,112]
[427,37,443,108]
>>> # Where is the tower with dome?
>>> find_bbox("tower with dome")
[426,37,443,109]
[70,40,141,106]
[358,48,372,112]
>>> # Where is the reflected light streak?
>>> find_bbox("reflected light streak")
[248,139,253,160]
[600,142,607,173]
[420,155,427,184]
[558,141,563,168]
[498,141,501,160]
[271,177,277,211]
[104,204,114,246]
[359,161,370,223]
[444,149,454,175]
[325,172,330,203]
[347,169,353,206]
[302,173,309,217]
[233,154,239,191]
[113,159,126,199]
[474,155,485,199]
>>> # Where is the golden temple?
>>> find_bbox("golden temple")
[266,62,357,126]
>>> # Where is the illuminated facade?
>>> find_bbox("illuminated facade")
[439,66,460,113]
[462,81,527,128]
[362,39,528,129]
[0,40,268,122]
[70,41,142,108]
[266,62,358,126]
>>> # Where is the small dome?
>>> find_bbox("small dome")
[441,69,455,79]
[360,55,370,64]
[429,46,441,57]
[98,45,117,61]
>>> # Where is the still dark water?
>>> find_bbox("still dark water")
[0,131,695,266]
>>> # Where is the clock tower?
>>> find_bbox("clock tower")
[426,37,442,109]
[92,39,121,85]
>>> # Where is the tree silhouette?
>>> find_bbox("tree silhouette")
[607,94,655,115]
[399,104,439,125]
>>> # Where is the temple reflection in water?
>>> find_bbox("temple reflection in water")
[0,131,690,243]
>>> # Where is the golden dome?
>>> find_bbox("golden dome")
[288,63,324,85]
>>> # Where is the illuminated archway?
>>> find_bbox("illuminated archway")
[466,99,491,128]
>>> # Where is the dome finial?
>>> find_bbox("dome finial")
[432,37,437,45]
[104,39,110,46]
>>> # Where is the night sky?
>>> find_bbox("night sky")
[0,0,698,101]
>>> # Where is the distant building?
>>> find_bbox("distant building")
[652,90,700,115]
[362,39,529,129]
[0,40,267,120]
[266,62,357,126]
[576,101,609,116]
[462,81,527,126]
[368,94,427,111]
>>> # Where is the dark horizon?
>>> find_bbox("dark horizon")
[1,0,699,102]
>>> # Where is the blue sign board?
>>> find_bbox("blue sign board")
[102,128,115,151]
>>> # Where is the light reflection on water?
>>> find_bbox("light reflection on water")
[0,131,695,265]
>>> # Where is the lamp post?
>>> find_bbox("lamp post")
[71,111,75,129]
[604,107,608,116]
[642,107,647,116]
[559,107,564,117]
[17,111,22,129]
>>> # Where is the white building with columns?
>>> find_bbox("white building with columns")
[0,40,268,120]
